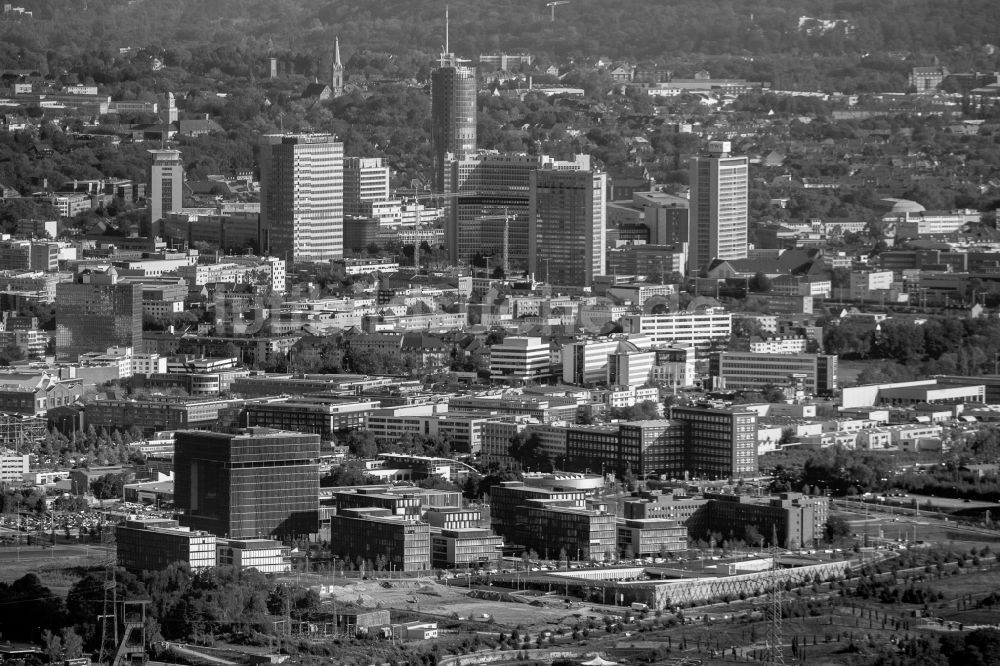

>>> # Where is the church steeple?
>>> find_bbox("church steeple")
[332,36,344,96]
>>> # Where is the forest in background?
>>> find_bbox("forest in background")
[2,0,1000,75]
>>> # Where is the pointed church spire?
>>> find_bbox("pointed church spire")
[332,35,344,96]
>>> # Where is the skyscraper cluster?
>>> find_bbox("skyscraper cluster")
[430,11,608,287]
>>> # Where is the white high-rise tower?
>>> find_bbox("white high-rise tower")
[688,141,748,274]
[259,134,344,262]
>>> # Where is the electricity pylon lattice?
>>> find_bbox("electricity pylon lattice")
[764,524,785,666]
[98,519,118,665]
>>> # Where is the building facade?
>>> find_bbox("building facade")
[517,502,617,561]
[489,336,551,383]
[670,405,758,478]
[446,152,590,269]
[116,519,216,573]
[343,157,390,217]
[149,149,184,223]
[621,310,732,355]
[174,429,320,539]
[55,267,141,361]
[259,133,344,262]
[431,528,504,569]
[329,507,431,571]
[688,141,748,273]
[431,55,477,191]
[216,538,291,573]
[709,352,838,396]
[617,518,687,557]
[529,168,607,287]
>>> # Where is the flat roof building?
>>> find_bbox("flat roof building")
[259,133,344,262]
[489,336,551,383]
[56,267,141,361]
[116,518,216,573]
[618,518,687,557]
[329,507,431,571]
[688,141,748,272]
[670,405,758,479]
[216,538,291,573]
[529,168,607,288]
[709,351,838,396]
[431,528,504,569]
[175,428,320,540]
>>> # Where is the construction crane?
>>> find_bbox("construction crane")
[546,1,569,21]
[399,189,465,272]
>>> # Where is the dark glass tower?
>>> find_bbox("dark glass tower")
[431,11,476,192]
[175,428,320,539]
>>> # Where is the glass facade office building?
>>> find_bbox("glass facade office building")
[431,62,477,191]
[175,428,320,539]
[529,169,606,288]
[55,269,141,361]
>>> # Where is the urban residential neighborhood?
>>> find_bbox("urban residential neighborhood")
[2,2,1000,666]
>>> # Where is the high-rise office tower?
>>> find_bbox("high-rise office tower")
[343,157,390,217]
[259,133,344,262]
[149,149,183,223]
[55,267,142,361]
[332,36,345,96]
[529,167,607,288]
[688,140,748,273]
[175,428,320,540]
[445,152,590,270]
[431,9,476,191]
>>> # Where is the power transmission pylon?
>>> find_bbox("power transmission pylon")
[98,518,119,666]
[764,524,785,666]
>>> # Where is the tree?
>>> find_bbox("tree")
[42,630,62,662]
[745,524,764,550]
[749,272,772,293]
[760,383,786,403]
[343,430,378,458]
[610,400,661,421]
[508,432,552,472]
[90,473,125,499]
[0,342,24,366]
[0,574,67,640]
[824,516,852,544]
[61,627,84,659]
[321,463,368,487]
